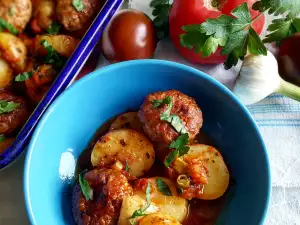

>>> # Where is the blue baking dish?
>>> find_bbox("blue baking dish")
[0,0,124,170]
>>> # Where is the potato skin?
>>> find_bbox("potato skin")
[34,34,79,57]
[91,129,155,177]
[173,144,230,200]
[109,112,143,132]
[72,169,133,225]
[56,0,104,31]
[0,32,28,73]
[0,91,30,135]
[0,0,32,32]
[138,90,203,145]
[0,58,14,89]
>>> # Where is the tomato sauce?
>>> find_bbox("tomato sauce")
[76,113,232,225]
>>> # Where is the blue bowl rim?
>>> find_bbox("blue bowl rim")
[24,59,271,225]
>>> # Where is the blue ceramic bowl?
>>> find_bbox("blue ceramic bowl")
[24,60,271,225]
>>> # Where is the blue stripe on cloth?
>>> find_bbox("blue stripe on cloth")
[257,124,300,127]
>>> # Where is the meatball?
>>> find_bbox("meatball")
[0,91,30,135]
[138,90,203,145]
[31,0,56,33]
[56,0,104,32]
[72,169,133,225]
[0,0,32,32]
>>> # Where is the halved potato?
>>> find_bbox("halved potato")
[110,112,143,132]
[173,144,230,200]
[35,34,79,57]
[0,32,27,72]
[91,129,155,177]
[0,58,13,88]
[118,195,160,225]
[134,177,188,222]
[138,212,181,225]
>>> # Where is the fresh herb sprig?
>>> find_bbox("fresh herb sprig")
[72,0,85,12]
[181,3,267,69]
[0,100,20,114]
[180,0,300,69]
[40,40,66,71]
[0,134,5,142]
[46,22,61,35]
[164,133,190,167]
[156,178,172,196]
[129,181,151,224]
[15,71,33,82]
[79,172,93,201]
[150,96,187,134]
[150,0,172,40]
[0,18,18,35]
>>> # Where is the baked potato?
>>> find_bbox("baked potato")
[138,213,181,225]
[91,129,155,177]
[110,112,143,132]
[173,144,230,200]
[0,32,28,73]
[0,58,14,88]
[133,177,188,222]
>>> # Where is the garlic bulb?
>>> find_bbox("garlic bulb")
[233,51,300,105]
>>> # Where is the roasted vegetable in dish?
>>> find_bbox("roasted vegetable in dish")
[73,90,231,225]
[0,0,106,149]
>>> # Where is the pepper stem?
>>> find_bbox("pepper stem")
[277,78,300,102]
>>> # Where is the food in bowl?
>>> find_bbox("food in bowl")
[0,0,106,151]
[72,90,230,225]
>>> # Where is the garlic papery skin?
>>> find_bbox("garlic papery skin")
[233,51,282,105]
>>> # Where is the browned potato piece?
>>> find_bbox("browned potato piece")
[0,58,14,88]
[110,112,143,132]
[134,177,188,222]
[91,129,155,177]
[0,32,27,73]
[172,144,230,200]
[56,0,104,31]
[0,0,32,32]
[32,0,56,31]
[34,34,79,57]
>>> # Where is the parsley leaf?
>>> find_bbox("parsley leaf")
[177,188,183,195]
[129,181,151,219]
[72,0,85,12]
[150,0,172,40]
[46,23,61,35]
[15,71,33,82]
[0,134,5,142]
[164,133,190,167]
[0,100,20,114]
[181,3,267,69]
[40,40,66,70]
[79,172,93,201]
[156,178,172,196]
[151,96,188,134]
[263,18,300,43]
[0,18,18,35]
[150,96,171,109]
[125,162,130,172]
[253,0,300,18]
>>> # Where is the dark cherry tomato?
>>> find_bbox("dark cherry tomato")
[169,0,265,65]
[101,9,157,62]
[278,33,300,87]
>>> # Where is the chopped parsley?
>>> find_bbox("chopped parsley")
[40,40,66,71]
[72,0,85,12]
[46,22,61,35]
[156,178,172,196]
[15,71,33,82]
[0,18,18,35]
[0,100,20,114]
[79,172,93,200]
